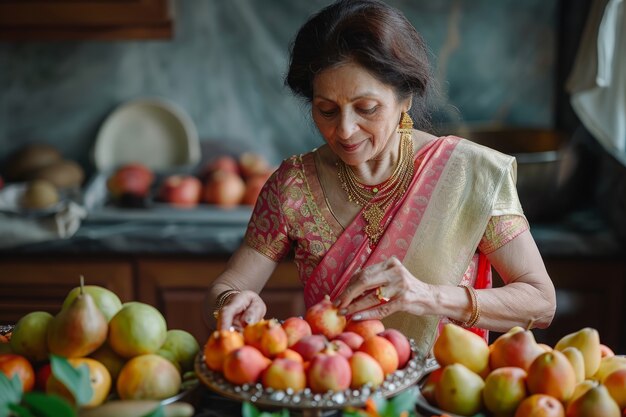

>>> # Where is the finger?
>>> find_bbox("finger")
[336,264,390,309]
[340,291,383,317]
[349,298,400,321]
[240,297,267,325]
[217,295,249,330]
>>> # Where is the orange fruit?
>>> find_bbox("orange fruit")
[0,353,35,392]
[116,354,181,400]
[46,358,111,407]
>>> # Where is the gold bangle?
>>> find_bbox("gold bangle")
[212,289,241,319]
[449,284,480,328]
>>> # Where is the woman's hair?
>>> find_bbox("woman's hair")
[285,0,435,129]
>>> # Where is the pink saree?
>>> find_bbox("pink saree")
[246,135,525,356]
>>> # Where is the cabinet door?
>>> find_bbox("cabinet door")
[0,259,134,325]
[0,0,172,40]
[491,259,625,351]
[137,258,303,343]
[534,259,625,351]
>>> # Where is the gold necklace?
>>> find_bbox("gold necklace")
[337,132,414,244]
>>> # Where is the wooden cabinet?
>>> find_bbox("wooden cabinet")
[0,258,134,325]
[0,0,173,41]
[0,255,304,343]
[137,258,304,343]
[533,258,625,350]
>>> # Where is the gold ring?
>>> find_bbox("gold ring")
[375,286,390,303]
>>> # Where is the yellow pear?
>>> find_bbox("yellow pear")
[565,384,621,417]
[554,327,601,378]
[433,323,489,375]
[567,379,599,408]
[435,363,485,416]
[591,355,626,382]
[561,347,586,384]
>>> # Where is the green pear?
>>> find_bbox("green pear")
[47,278,108,358]
[555,327,601,378]
[565,384,620,417]
[10,311,53,362]
[62,285,122,322]
[435,363,485,416]
[159,329,199,373]
[433,323,489,374]
[561,346,586,384]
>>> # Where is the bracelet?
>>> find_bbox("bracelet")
[212,289,241,319]
[449,284,480,328]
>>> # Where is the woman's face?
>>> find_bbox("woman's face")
[311,61,409,166]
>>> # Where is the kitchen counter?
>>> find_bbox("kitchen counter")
[1,206,623,258]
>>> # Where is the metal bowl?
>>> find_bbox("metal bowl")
[195,339,428,414]
[451,127,576,221]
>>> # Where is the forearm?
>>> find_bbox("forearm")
[431,278,555,332]
[203,244,278,327]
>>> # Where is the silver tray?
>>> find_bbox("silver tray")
[195,339,428,414]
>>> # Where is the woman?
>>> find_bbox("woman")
[204,0,556,355]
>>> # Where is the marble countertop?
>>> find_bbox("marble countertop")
[0,207,623,259]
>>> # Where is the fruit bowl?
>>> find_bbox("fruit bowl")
[195,338,428,415]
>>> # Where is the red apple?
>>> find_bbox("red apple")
[202,170,246,207]
[106,163,154,198]
[378,328,411,369]
[333,331,364,351]
[304,295,346,340]
[158,175,202,207]
[200,155,240,181]
[241,172,272,206]
[290,334,327,362]
[239,152,270,179]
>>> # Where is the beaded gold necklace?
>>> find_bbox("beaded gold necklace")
[337,128,414,244]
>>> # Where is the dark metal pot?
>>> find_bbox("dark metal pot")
[451,127,577,222]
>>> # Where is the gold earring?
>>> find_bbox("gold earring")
[398,112,413,134]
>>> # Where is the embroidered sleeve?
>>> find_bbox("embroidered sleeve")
[478,215,529,254]
[244,161,292,262]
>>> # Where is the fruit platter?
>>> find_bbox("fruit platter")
[197,296,429,415]
[414,323,626,417]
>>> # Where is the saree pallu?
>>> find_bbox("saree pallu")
[246,136,524,357]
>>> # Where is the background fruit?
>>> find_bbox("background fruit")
[47,285,108,358]
[482,366,528,416]
[116,354,181,400]
[514,394,564,417]
[159,329,200,372]
[0,353,35,392]
[62,285,122,322]
[10,311,53,362]
[46,357,111,407]
[108,302,167,358]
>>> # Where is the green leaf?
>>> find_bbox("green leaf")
[49,355,92,406]
[140,405,165,417]
[387,386,418,416]
[0,373,23,417]
[7,403,36,417]
[242,402,261,417]
[22,392,76,417]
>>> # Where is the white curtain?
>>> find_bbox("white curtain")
[568,0,626,166]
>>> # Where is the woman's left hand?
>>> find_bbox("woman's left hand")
[334,256,432,320]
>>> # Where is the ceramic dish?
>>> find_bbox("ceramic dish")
[195,339,428,414]
[93,98,200,171]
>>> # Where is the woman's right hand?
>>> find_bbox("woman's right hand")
[217,290,267,330]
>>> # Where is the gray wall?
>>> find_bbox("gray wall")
[0,0,556,175]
